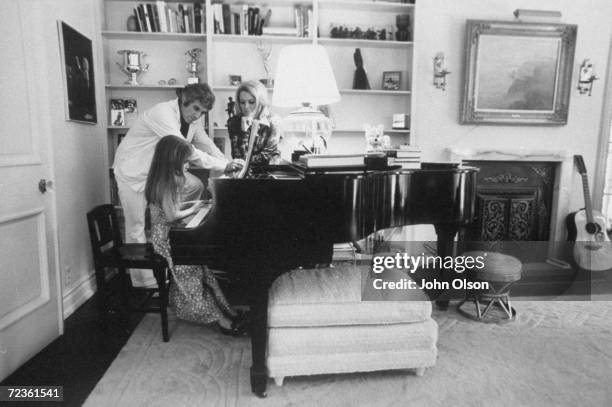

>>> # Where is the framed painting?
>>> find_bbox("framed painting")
[58,21,97,124]
[460,20,577,125]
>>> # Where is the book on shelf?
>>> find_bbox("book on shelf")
[155,1,167,32]
[299,154,365,168]
[293,5,313,38]
[150,3,161,32]
[222,4,231,34]
[261,26,298,36]
[140,4,153,32]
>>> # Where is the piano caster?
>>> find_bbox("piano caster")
[250,366,268,398]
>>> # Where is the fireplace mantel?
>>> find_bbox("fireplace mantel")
[446,147,573,264]
[446,147,569,162]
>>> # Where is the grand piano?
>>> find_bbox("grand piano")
[170,162,477,397]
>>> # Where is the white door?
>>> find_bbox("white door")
[0,0,62,381]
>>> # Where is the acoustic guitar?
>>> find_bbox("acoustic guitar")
[565,155,612,271]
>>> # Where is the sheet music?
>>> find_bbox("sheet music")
[185,205,211,228]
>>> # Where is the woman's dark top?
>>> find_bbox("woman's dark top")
[228,114,280,172]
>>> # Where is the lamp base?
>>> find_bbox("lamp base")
[280,105,332,155]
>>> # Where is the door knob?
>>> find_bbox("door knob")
[38,179,53,193]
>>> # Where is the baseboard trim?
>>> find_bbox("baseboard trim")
[62,271,97,319]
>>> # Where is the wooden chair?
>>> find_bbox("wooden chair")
[86,204,170,342]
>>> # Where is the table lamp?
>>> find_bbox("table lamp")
[273,44,340,157]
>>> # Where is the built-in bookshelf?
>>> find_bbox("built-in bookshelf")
[101,0,417,194]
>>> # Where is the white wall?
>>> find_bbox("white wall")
[412,0,612,213]
[32,0,108,315]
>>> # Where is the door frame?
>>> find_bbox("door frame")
[593,33,612,211]
[0,0,63,381]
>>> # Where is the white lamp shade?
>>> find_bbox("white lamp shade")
[272,44,340,107]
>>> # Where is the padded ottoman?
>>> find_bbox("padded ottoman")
[266,263,438,386]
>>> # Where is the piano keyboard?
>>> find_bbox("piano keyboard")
[185,205,211,228]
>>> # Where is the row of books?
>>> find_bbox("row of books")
[132,2,205,34]
[212,3,313,37]
[212,3,266,36]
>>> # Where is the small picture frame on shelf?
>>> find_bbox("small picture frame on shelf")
[229,75,242,86]
[123,98,138,126]
[110,99,125,126]
[382,71,401,90]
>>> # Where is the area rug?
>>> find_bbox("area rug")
[84,301,612,407]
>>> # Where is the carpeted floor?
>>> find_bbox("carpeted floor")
[84,301,612,407]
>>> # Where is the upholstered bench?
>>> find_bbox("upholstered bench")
[266,263,438,386]
[457,251,522,322]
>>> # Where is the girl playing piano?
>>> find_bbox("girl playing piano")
[145,135,247,335]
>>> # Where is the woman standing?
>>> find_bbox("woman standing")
[227,80,280,174]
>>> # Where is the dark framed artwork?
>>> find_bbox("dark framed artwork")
[461,20,577,125]
[58,21,97,124]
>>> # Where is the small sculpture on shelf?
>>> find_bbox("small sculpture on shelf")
[352,48,371,90]
[395,14,411,42]
[185,48,203,84]
[257,41,274,87]
[226,97,235,122]
[330,24,392,41]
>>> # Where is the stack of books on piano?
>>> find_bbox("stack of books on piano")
[384,145,421,169]
[298,153,365,168]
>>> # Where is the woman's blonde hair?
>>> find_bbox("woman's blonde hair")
[145,135,193,208]
[234,80,269,117]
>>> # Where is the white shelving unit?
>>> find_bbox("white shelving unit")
[101,0,416,166]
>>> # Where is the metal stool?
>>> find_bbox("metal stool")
[458,251,522,323]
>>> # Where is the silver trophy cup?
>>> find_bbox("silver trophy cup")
[186,48,203,85]
[117,50,149,85]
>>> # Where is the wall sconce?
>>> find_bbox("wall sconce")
[577,59,599,96]
[433,52,450,91]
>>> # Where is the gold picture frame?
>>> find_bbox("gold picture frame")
[460,20,577,125]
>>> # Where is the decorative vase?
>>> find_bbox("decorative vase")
[127,15,138,32]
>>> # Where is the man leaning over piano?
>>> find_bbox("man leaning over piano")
[112,83,244,287]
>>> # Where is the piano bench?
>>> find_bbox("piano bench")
[266,264,438,387]
[457,251,522,323]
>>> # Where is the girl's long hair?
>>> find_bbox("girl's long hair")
[145,135,193,208]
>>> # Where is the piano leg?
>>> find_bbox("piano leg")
[434,223,458,310]
[248,272,278,398]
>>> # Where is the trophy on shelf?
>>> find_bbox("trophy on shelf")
[116,50,148,85]
[186,48,203,84]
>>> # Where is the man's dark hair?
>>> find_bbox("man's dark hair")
[177,83,215,110]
